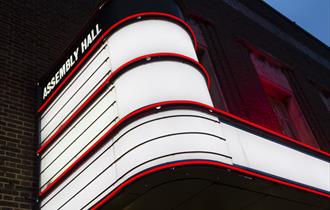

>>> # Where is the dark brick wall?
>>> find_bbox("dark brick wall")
[0,1,99,209]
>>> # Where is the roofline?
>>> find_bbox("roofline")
[239,0,330,54]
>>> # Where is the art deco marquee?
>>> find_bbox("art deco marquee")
[36,1,329,209]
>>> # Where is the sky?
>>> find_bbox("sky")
[264,0,330,47]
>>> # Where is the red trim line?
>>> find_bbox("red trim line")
[91,160,330,209]
[39,100,330,199]
[37,53,209,155]
[37,12,198,113]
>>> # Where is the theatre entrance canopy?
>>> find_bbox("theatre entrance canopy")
[36,0,330,209]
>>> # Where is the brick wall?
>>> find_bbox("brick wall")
[0,1,99,209]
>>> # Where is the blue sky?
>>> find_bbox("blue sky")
[264,0,330,47]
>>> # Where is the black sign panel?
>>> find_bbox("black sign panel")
[37,0,183,112]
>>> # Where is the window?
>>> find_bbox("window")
[250,52,319,148]
[268,96,297,138]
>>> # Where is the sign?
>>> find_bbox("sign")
[37,0,183,110]
[42,24,102,100]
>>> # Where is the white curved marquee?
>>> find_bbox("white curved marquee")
[37,14,330,210]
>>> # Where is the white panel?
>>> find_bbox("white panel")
[40,85,115,159]
[40,44,111,143]
[39,107,330,210]
[68,137,229,210]
[108,19,198,70]
[115,61,213,117]
[39,15,222,210]
[114,130,228,178]
[113,116,228,161]
[221,123,249,167]
[40,85,115,162]
[40,44,109,120]
[40,86,118,190]
[40,111,230,209]
[224,122,330,192]
[40,144,118,210]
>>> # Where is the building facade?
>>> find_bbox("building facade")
[1,0,329,209]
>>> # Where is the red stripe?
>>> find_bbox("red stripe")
[39,100,330,199]
[91,160,330,209]
[37,53,209,155]
[37,12,198,113]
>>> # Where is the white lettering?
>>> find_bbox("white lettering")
[81,39,87,54]
[59,65,66,79]
[73,47,79,61]
[65,59,70,72]
[70,55,75,67]
[43,87,48,100]
[91,29,96,40]
[87,34,92,46]
[46,82,51,94]
[42,24,102,101]
[55,71,60,84]
[50,77,55,89]
[96,24,101,35]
